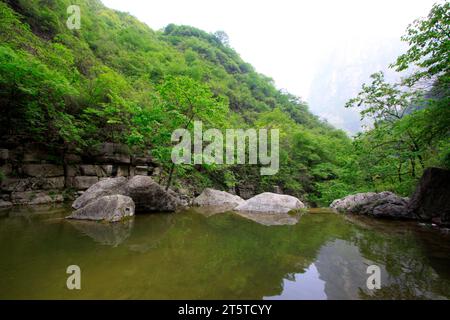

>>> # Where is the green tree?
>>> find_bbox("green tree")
[393,2,449,86]
[346,2,450,195]
[137,76,228,190]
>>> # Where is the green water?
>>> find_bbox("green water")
[0,204,449,300]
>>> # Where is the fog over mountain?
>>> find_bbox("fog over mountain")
[308,37,407,134]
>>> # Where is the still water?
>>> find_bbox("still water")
[0,204,449,299]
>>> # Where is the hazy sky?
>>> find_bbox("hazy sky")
[101,0,437,100]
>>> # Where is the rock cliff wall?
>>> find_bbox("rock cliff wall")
[0,142,160,207]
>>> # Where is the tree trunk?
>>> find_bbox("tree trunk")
[165,108,196,191]
[165,163,175,192]
[397,162,403,182]
[410,158,416,178]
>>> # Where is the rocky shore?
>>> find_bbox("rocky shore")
[67,175,185,222]
[330,168,450,227]
[2,141,448,229]
[65,179,308,223]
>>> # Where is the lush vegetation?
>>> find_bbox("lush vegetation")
[344,2,450,197]
[0,0,448,205]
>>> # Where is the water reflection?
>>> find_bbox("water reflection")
[234,211,301,226]
[67,218,135,247]
[265,264,327,300]
[269,231,450,300]
[190,206,302,226]
[190,205,236,216]
[0,205,449,299]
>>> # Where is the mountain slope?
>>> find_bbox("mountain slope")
[0,0,352,204]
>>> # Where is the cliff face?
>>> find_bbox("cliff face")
[0,142,159,207]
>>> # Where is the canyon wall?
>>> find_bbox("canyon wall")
[0,142,160,207]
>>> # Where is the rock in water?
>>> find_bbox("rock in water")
[330,191,411,219]
[407,167,450,226]
[71,176,181,213]
[72,177,127,210]
[193,188,245,209]
[331,192,376,211]
[125,175,180,212]
[235,192,306,214]
[67,195,135,222]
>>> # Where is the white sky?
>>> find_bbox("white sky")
[101,0,437,100]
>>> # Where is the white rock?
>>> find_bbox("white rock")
[67,195,135,222]
[193,188,245,209]
[72,177,127,209]
[235,192,306,214]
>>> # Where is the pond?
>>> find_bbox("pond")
[0,205,449,299]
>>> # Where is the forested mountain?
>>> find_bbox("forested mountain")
[0,0,448,206]
[0,0,352,205]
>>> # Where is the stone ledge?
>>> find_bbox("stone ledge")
[68,176,99,191]
[11,190,64,205]
[22,164,64,178]
[1,177,65,192]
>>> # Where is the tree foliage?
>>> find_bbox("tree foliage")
[1,0,446,205]
[0,0,351,204]
[346,2,450,196]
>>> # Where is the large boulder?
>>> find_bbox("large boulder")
[124,175,181,212]
[193,188,245,209]
[67,195,135,222]
[72,176,181,213]
[235,192,306,214]
[72,177,127,210]
[331,191,411,219]
[407,167,450,226]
